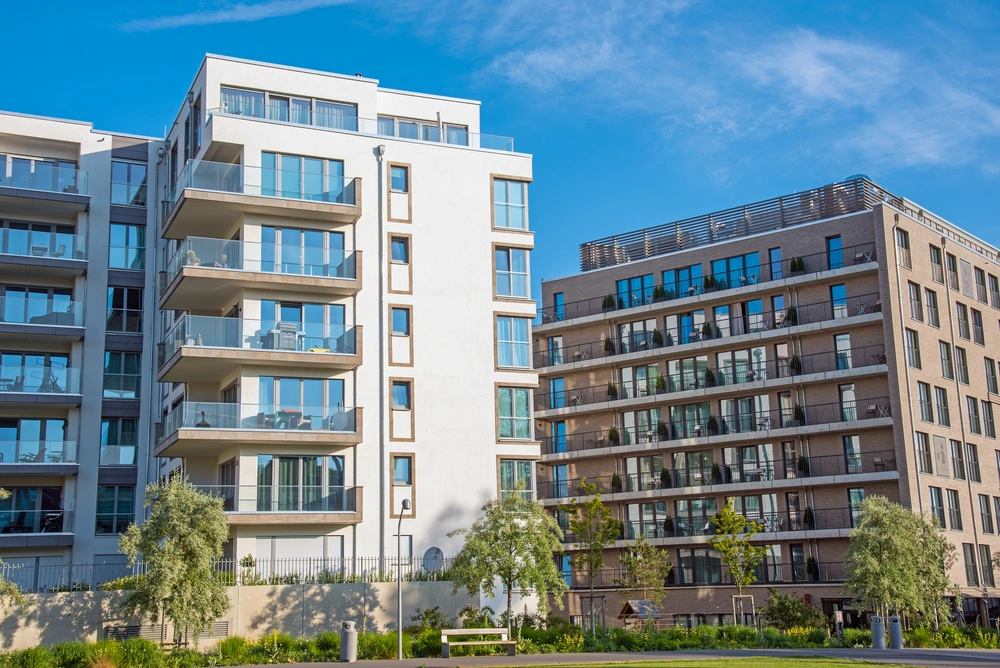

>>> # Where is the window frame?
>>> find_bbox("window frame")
[110,160,148,207]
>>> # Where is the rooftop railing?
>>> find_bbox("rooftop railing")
[0,228,86,261]
[0,155,87,196]
[0,440,77,464]
[578,177,896,271]
[540,242,876,323]
[208,107,516,152]
[536,343,886,411]
[0,296,83,328]
[157,401,357,442]
[159,315,357,366]
[536,292,882,369]
[195,485,357,513]
[541,396,891,455]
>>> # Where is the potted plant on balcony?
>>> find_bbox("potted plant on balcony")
[604,337,615,356]
[806,556,819,581]
[606,381,618,400]
[184,249,201,267]
[785,306,798,325]
[702,322,714,340]
[651,329,664,347]
[703,275,717,291]
[608,426,620,445]
[657,420,668,440]
[663,515,675,537]
[706,414,719,436]
[653,285,666,302]
[711,462,722,484]
[797,455,810,477]
[665,331,674,347]
[656,374,667,394]
[611,472,623,493]
[802,506,815,530]
[790,257,805,273]
[660,468,671,489]
[704,367,716,387]
[793,403,806,425]
[789,354,802,375]
[602,295,616,312]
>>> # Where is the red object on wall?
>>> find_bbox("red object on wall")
[803,594,812,604]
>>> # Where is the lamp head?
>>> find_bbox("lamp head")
[401,498,411,511]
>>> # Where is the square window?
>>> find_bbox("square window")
[390,166,408,193]
[391,307,410,335]
[393,456,412,485]
[392,381,411,410]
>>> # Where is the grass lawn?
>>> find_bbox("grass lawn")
[527,660,919,668]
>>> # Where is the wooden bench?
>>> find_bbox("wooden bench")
[440,628,516,658]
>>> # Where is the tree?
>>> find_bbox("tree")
[844,495,955,621]
[614,534,672,615]
[560,479,621,634]
[0,489,28,615]
[449,488,567,633]
[709,498,769,623]
[118,476,231,644]
[760,589,827,630]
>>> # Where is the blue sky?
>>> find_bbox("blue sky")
[1,0,998,286]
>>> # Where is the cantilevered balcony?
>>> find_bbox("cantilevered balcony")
[0,509,74,548]
[161,160,361,239]
[0,156,88,218]
[0,296,84,344]
[0,440,77,474]
[155,401,362,458]
[0,366,81,405]
[195,485,362,526]
[0,227,87,279]
[158,315,361,382]
[159,237,361,310]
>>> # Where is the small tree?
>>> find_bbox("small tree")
[560,479,621,634]
[615,535,672,615]
[709,498,769,624]
[760,589,827,630]
[449,488,567,633]
[916,518,956,630]
[119,476,231,645]
[0,489,28,615]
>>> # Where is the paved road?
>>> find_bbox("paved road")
[245,647,1000,668]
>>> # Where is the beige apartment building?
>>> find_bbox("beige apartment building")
[534,177,1000,627]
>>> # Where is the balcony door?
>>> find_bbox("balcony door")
[257,455,345,512]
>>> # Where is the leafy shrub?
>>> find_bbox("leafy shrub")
[119,638,164,668]
[406,606,454,633]
[214,636,249,665]
[758,626,791,648]
[807,627,829,645]
[759,589,828,630]
[841,627,872,647]
[90,640,122,668]
[410,627,441,658]
[244,631,301,664]
[48,642,94,668]
[312,631,340,659]
[358,631,409,660]
[717,624,757,646]
[458,605,495,629]
[163,648,207,668]
[10,648,54,668]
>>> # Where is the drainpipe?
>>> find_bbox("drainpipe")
[376,145,387,568]
[143,144,164,496]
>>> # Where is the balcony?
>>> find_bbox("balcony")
[0,228,87,279]
[0,366,82,405]
[0,296,84,343]
[195,485,362,526]
[541,450,897,502]
[158,316,361,382]
[155,402,362,458]
[161,160,361,239]
[536,292,882,370]
[159,237,361,311]
[536,344,887,414]
[541,396,892,457]
[0,440,77,475]
[0,156,88,218]
[568,562,845,589]
[619,507,858,542]
[0,509,74,548]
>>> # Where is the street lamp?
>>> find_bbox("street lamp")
[397,498,411,661]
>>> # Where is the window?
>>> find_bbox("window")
[390,166,408,193]
[500,460,533,500]
[769,248,782,280]
[100,418,138,466]
[848,488,865,527]
[940,342,954,379]
[839,383,857,421]
[617,274,655,308]
[925,288,940,327]
[106,287,142,333]
[831,284,848,319]
[983,401,996,439]
[496,316,530,368]
[554,293,565,321]
[392,455,412,485]
[493,179,527,230]
[957,303,970,340]
[547,377,564,409]
[963,544,978,586]
[709,252,760,290]
[968,443,982,482]
[916,432,933,474]
[192,96,202,154]
[946,253,960,290]
[956,347,969,384]
[930,487,945,527]
[904,328,921,369]
[981,545,996,588]
[930,245,944,284]
[108,223,145,270]
[935,387,951,426]
[183,119,190,161]
[826,236,843,270]
[495,247,528,298]
[981,495,995,534]
[546,337,563,366]
[834,333,852,370]
[499,387,530,439]
[662,265,703,299]
[255,454,345,512]
[96,485,135,534]
[986,358,998,394]
[917,383,933,422]
[896,229,911,268]
[990,274,1000,308]
[967,397,982,435]
[948,490,963,530]
[975,267,988,303]
[951,440,966,480]
[0,154,79,193]
[103,352,140,399]
[110,161,147,206]
[390,237,409,263]
[262,153,348,202]
[316,100,358,130]
[391,308,410,336]
[972,308,985,345]
[391,380,411,410]
[908,282,923,321]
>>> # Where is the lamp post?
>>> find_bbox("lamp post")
[397,497,411,661]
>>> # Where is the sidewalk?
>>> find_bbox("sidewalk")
[243,647,1000,668]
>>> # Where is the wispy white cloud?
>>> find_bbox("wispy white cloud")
[121,0,354,32]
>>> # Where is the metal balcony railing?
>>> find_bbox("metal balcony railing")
[0,509,73,534]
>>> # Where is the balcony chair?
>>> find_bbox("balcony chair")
[872,456,885,471]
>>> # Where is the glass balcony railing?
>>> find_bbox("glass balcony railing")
[103,374,141,399]
[162,237,358,288]
[158,402,357,442]
[159,315,357,365]
[0,366,80,395]
[0,509,73,534]
[0,228,86,261]
[165,159,357,216]
[0,440,77,464]
[0,296,83,328]
[195,485,357,513]
[0,156,87,195]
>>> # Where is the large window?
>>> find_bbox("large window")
[495,247,528,298]
[940,342,954,380]
[103,351,141,399]
[917,383,933,422]
[499,387,530,439]
[617,274,655,308]
[493,179,527,230]
[929,487,945,527]
[258,376,347,412]
[220,87,358,131]
[710,253,760,290]
[916,432,933,474]
[260,226,347,277]
[0,154,79,193]
[262,153,348,203]
[96,485,135,534]
[108,223,144,270]
[947,489,963,530]
[904,328,921,369]
[100,418,138,466]
[500,460,533,500]
[110,161,147,207]
[106,287,142,333]
[963,544,978,586]
[496,316,530,368]
[831,284,848,319]
[256,454,346,512]
[908,282,923,321]
[662,265,703,299]
[826,236,843,270]
[956,303,970,339]
[935,387,950,427]
[0,418,67,465]
[967,397,982,435]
